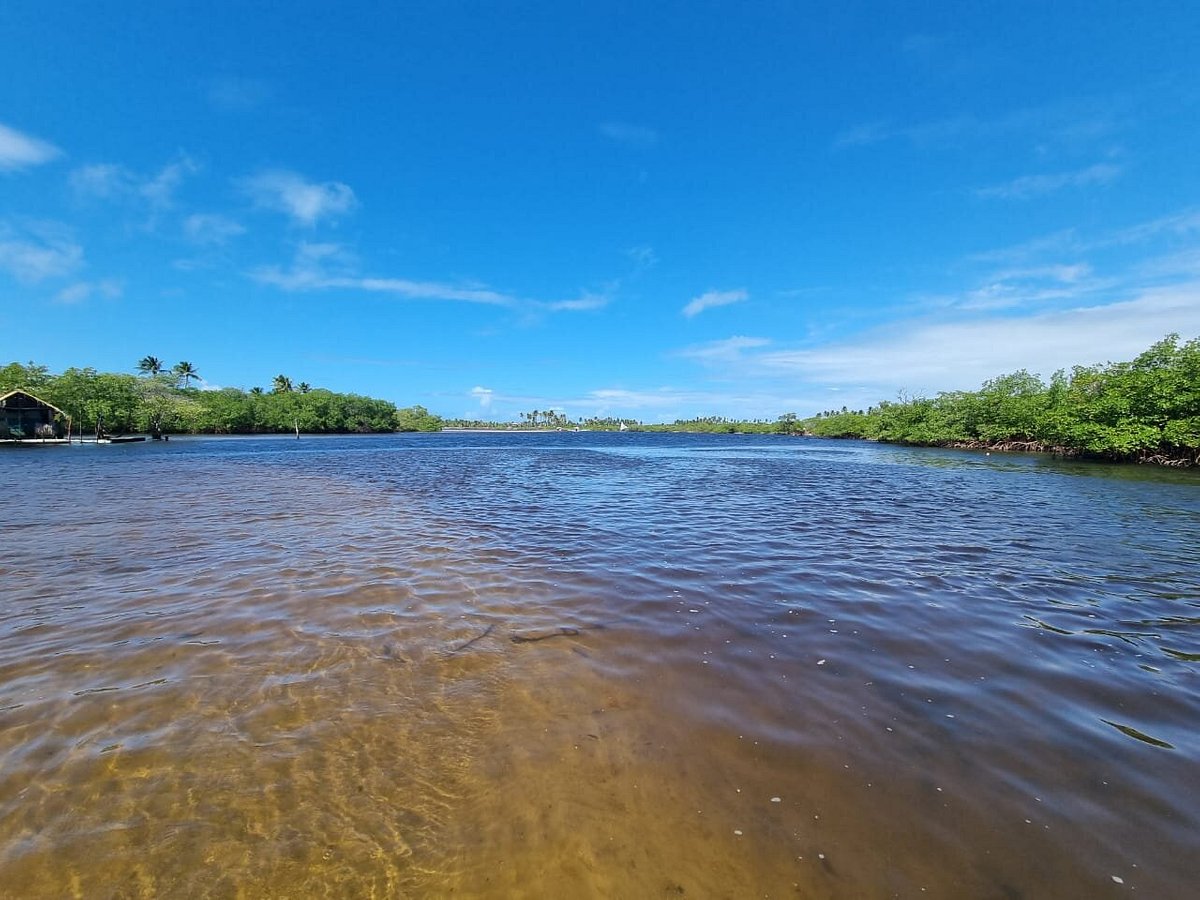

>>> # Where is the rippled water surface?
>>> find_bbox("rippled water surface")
[1,433,1197,898]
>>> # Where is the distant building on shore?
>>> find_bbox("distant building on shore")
[0,390,69,441]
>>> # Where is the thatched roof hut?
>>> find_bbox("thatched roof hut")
[0,390,69,440]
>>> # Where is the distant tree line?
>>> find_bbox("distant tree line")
[639,416,780,434]
[442,412,644,431]
[798,334,1200,467]
[441,413,784,433]
[0,359,443,436]
[15,335,1191,459]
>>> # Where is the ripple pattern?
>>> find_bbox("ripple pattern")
[1,433,1197,898]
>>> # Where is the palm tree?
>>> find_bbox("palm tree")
[173,361,200,388]
[272,374,293,393]
[297,382,311,394]
[137,355,164,376]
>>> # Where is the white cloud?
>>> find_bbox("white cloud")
[990,263,1093,284]
[578,386,819,420]
[945,262,1111,312]
[207,76,272,112]
[350,277,514,305]
[53,278,122,305]
[682,288,748,318]
[535,247,656,314]
[901,33,944,56]
[671,205,1200,414]
[970,211,1200,267]
[183,213,246,245]
[0,221,83,282]
[470,386,494,409]
[754,285,1200,394]
[835,99,1121,152]
[251,242,516,305]
[976,163,1122,200]
[627,245,658,268]
[70,155,198,211]
[255,240,647,313]
[545,292,609,312]
[677,335,771,363]
[70,163,131,198]
[241,169,357,226]
[250,241,357,289]
[833,120,894,148]
[599,122,659,146]
[141,156,199,209]
[0,123,61,171]
[450,383,823,422]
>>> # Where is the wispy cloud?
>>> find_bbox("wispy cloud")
[670,206,1200,413]
[449,383,825,422]
[975,162,1121,200]
[942,262,1112,312]
[142,156,199,209]
[0,123,62,171]
[971,209,1200,265]
[241,169,358,227]
[0,220,83,282]
[835,100,1121,151]
[599,121,659,147]
[70,163,129,199]
[900,33,944,56]
[544,292,609,312]
[256,239,650,315]
[470,386,494,409]
[70,154,199,217]
[54,278,122,305]
[581,386,815,419]
[626,245,658,268]
[753,285,1200,395]
[183,213,246,246]
[519,246,658,317]
[682,288,748,318]
[346,277,514,304]
[833,120,894,148]
[677,335,771,363]
[206,75,272,112]
[252,242,516,305]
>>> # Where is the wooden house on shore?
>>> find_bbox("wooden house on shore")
[0,390,70,442]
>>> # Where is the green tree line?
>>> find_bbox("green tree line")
[797,334,1200,466]
[0,360,443,436]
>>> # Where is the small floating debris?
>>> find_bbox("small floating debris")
[733,830,743,836]
[1101,719,1175,749]
[770,796,782,803]
[1112,875,1125,884]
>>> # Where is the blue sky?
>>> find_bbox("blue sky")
[3,1,1199,421]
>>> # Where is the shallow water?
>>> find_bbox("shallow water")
[1,433,1197,898]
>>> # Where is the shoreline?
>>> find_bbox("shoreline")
[812,434,1200,469]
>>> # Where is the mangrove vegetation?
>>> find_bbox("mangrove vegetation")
[0,359,443,436]
[799,334,1200,466]
[4,334,1197,465]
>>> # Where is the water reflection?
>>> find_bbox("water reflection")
[1,433,1197,897]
